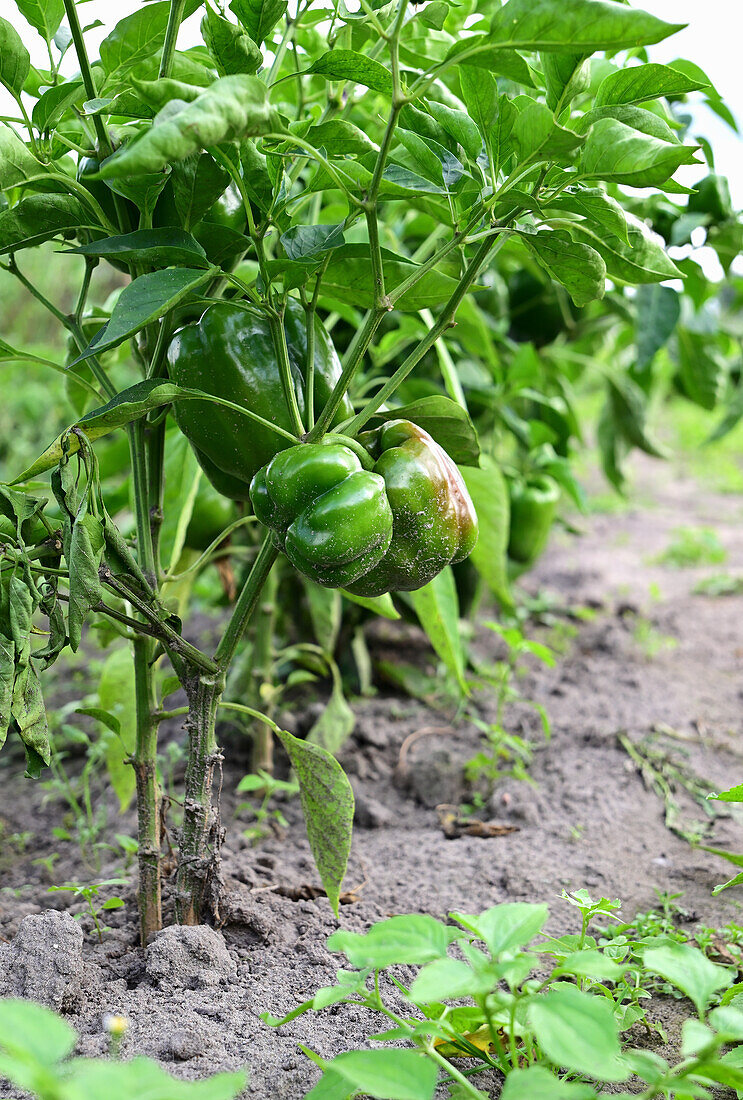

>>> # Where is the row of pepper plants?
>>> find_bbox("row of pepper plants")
[0,0,741,944]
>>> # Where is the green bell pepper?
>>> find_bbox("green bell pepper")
[346,420,478,597]
[167,300,353,501]
[507,474,560,566]
[251,443,394,588]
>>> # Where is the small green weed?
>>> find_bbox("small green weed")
[631,615,678,659]
[264,890,743,1099]
[694,573,743,596]
[47,879,127,942]
[236,770,299,843]
[654,526,727,568]
[466,623,553,793]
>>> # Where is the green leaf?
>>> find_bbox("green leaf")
[307,50,393,95]
[606,373,667,458]
[274,245,460,312]
[99,2,171,77]
[0,194,90,254]
[275,727,354,916]
[171,153,231,229]
[0,18,31,96]
[713,871,743,896]
[71,268,214,363]
[487,0,684,53]
[542,53,590,112]
[409,568,466,693]
[317,1051,438,1100]
[304,119,376,157]
[308,664,355,754]
[229,0,287,46]
[574,103,680,145]
[555,950,626,980]
[12,663,50,769]
[160,430,202,573]
[202,5,262,76]
[0,126,45,190]
[676,326,728,410]
[280,223,346,261]
[65,1058,246,1100]
[595,63,708,107]
[709,783,743,803]
[635,284,680,372]
[459,66,498,143]
[68,505,105,651]
[644,943,731,1015]
[68,229,210,269]
[369,396,480,467]
[513,102,585,162]
[445,38,534,86]
[452,902,549,956]
[0,998,76,1063]
[13,377,282,483]
[426,102,481,161]
[461,459,512,610]
[96,646,137,812]
[327,914,460,968]
[306,582,342,654]
[0,636,14,750]
[501,1065,597,1099]
[573,214,681,284]
[130,76,202,111]
[522,230,606,308]
[529,985,626,1081]
[95,76,277,178]
[581,118,700,187]
[340,589,400,620]
[13,0,65,42]
[546,187,629,244]
[411,957,493,1002]
[32,80,85,131]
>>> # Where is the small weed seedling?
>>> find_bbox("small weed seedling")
[47,879,127,942]
[236,771,299,843]
[466,623,553,793]
[655,527,727,569]
[264,891,743,1099]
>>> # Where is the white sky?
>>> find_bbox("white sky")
[2,0,741,200]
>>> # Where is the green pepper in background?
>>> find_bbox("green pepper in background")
[346,419,478,597]
[508,474,560,567]
[185,484,238,552]
[687,174,733,225]
[153,179,248,268]
[251,443,394,588]
[76,157,138,272]
[167,300,354,501]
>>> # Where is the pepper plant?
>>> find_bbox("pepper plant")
[0,0,716,942]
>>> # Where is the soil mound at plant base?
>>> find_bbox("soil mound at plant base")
[0,911,97,1012]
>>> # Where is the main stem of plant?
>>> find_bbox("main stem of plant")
[175,535,279,923]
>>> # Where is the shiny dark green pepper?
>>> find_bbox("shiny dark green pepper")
[345,420,478,597]
[507,474,560,566]
[185,483,238,551]
[251,443,394,588]
[167,300,353,500]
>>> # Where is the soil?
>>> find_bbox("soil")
[2,452,743,1097]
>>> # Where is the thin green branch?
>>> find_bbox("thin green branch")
[159,0,187,78]
[214,534,280,669]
